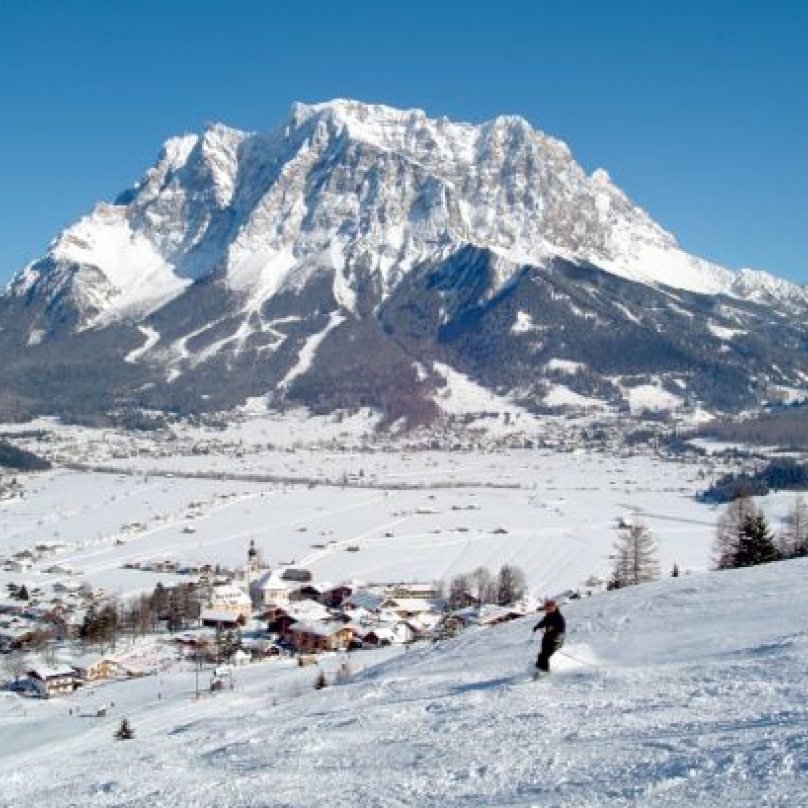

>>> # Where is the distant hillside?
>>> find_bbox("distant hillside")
[700,457,808,503]
[697,404,808,450]
[0,439,51,471]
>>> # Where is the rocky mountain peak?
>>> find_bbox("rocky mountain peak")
[1,100,805,426]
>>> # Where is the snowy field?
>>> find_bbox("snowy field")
[0,445,755,599]
[1,557,806,806]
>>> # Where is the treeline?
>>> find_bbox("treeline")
[443,564,528,609]
[701,458,808,503]
[697,404,808,450]
[713,492,808,569]
[0,439,51,472]
[78,582,201,650]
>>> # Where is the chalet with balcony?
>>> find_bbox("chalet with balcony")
[288,621,354,653]
[27,665,77,698]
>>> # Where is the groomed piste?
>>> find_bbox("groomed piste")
[2,557,806,807]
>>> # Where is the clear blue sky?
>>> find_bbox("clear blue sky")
[0,0,806,285]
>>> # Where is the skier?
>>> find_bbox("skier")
[531,599,565,677]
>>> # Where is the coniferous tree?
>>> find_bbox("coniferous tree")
[167,590,183,633]
[80,605,100,647]
[114,717,134,741]
[734,513,780,568]
[714,494,780,569]
[150,583,169,625]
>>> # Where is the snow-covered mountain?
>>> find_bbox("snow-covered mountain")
[2,558,806,806]
[1,99,807,424]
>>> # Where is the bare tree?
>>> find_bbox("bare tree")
[610,519,660,587]
[779,495,808,558]
[446,573,472,609]
[2,652,29,684]
[26,627,53,658]
[469,567,496,605]
[496,564,527,605]
[713,491,758,570]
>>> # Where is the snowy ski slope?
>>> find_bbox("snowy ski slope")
[1,559,806,806]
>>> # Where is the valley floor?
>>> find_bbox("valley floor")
[0,442,743,599]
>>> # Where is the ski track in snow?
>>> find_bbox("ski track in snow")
[279,312,346,389]
[124,326,161,363]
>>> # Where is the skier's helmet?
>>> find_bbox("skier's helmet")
[542,599,557,610]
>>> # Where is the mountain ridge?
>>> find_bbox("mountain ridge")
[1,99,806,425]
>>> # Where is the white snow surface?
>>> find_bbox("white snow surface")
[1,559,807,806]
[544,358,586,375]
[124,325,161,363]
[707,322,746,340]
[2,421,808,804]
[543,383,606,409]
[432,362,540,428]
[279,311,345,388]
[625,384,684,414]
[27,203,191,327]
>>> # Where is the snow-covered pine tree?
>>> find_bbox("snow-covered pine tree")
[610,520,660,587]
[714,493,780,569]
[735,513,780,568]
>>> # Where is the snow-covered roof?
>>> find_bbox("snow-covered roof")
[285,600,331,623]
[473,604,526,625]
[28,664,75,680]
[382,597,436,613]
[200,609,242,623]
[403,613,442,632]
[289,620,351,638]
[359,625,397,641]
[254,573,297,592]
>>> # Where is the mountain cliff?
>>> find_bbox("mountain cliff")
[1,100,806,424]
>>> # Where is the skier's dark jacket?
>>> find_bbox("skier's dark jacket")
[533,609,566,641]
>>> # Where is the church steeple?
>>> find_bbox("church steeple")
[246,539,259,604]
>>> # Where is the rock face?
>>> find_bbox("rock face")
[1,99,806,424]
